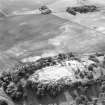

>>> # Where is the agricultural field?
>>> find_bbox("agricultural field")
[0,0,105,105]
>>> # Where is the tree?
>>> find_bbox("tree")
[66,7,77,15]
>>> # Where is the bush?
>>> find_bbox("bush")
[66,7,77,15]
[39,6,48,10]
[88,64,94,71]
[88,56,99,63]
[95,52,104,57]
[0,100,8,105]
[0,72,11,83]
[0,72,12,89]
[73,5,98,13]
[5,82,24,102]
[86,72,93,80]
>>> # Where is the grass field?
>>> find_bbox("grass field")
[0,14,67,71]
[0,0,105,105]
[0,13,105,74]
[0,9,105,70]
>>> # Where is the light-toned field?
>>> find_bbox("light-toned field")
[1,13,105,71]
[0,0,105,72]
